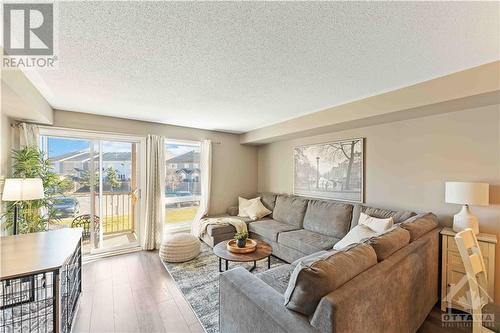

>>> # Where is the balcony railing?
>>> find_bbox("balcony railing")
[99,191,135,234]
[54,191,135,235]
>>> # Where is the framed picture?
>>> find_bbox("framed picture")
[293,138,364,203]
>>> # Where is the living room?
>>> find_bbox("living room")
[1,2,499,333]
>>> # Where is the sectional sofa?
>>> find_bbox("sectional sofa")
[214,193,440,333]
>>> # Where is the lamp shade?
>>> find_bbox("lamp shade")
[1,178,45,201]
[445,181,489,206]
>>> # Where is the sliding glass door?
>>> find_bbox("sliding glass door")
[40,130,143,255]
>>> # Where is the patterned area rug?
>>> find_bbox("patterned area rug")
[162,242,285,333]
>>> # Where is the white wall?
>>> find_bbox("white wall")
[258,105,500,301]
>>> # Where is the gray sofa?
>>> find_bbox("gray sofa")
[218,193,440,333]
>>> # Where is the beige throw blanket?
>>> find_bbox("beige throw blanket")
[192,216,247,239]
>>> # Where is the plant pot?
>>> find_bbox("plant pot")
[236,239,246,248]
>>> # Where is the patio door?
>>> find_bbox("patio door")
[40,129,144,256]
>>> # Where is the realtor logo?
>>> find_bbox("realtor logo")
[2,2,57,69]
[3,3,53,56]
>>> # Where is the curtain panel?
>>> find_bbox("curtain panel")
[19,123,40,148]
[191,139,212,234]
[143,135,165,250]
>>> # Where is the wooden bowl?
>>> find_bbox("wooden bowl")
[227,239,257,254]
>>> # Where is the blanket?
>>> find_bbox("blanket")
[192,216,247,239]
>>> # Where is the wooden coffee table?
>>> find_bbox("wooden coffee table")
[213,239,272,272]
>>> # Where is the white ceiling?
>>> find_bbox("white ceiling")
[22,1,500,133]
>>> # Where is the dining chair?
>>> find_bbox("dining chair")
[455,228,499,332]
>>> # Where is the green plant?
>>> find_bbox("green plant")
[105,166,121,190]
[3,146,72,234]
[234,231,248,241]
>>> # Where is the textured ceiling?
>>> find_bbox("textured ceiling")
[22,1,500,133]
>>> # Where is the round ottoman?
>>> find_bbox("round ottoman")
[159,233,201,263]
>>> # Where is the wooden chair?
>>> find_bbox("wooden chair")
[455,228,499,332]
[71,214,100,241]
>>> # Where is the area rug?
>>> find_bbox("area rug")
[162,242,285,333]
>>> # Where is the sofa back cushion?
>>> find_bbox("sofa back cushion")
[273,195,308,228]
[302,199,353,238]
[351,205,415,229]
[259,192,277,217]
[399,213,438,242]
[284,243,377,315]
[365,226,410,261]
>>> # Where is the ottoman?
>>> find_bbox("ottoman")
[159,233,201,263]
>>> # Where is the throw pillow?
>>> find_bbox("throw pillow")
[238,196,260,217]
[244,199,272,220]
[333,213,394,250]
[333,224,377,250]
[358,212,394,233]
[284,243,377,315]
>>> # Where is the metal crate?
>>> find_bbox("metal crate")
[0,242,81,333]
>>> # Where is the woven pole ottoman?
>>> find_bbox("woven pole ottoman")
[159,233,201,263]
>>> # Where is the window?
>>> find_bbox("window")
[164,140,201,229]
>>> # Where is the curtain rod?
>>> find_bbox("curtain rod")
[18,123,223,144]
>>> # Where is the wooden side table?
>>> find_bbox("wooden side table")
[440,227,497,312]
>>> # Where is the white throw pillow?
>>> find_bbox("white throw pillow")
[333,213,394,250]
[244,199,272,220]
[238,197,260,217]
[333,225,377,250]
[358,212,394,233]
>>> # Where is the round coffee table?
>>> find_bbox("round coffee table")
[213,239,272,272]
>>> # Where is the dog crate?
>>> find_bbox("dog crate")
[1,230,82,333]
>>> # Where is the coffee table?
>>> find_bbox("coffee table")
[213,239,272,272]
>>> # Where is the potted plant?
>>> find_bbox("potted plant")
[234,231,248,248]
[2,146,71,234]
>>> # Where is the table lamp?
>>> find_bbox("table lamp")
[445,181,489,235]
[1,178,45,235]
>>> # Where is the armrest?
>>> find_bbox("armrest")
[219,267,317,333]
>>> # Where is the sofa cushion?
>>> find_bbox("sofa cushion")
[284,243,377,315]
[302,199,353,238]
[364,226,410,261]
[399,213,438,242]
[273,195,308,228]
[249,219,299,241]
[256,264,293,295]
[226,206,239,216]
[351,205,416,229]
[259,192,277,216]
[278,229,338,255]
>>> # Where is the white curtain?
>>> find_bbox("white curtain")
[191,140,212,234]
[19,123,40,148]
[142,135,165,250]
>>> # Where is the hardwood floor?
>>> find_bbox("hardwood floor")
[75,250,471,333]
[74,251,204,333]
